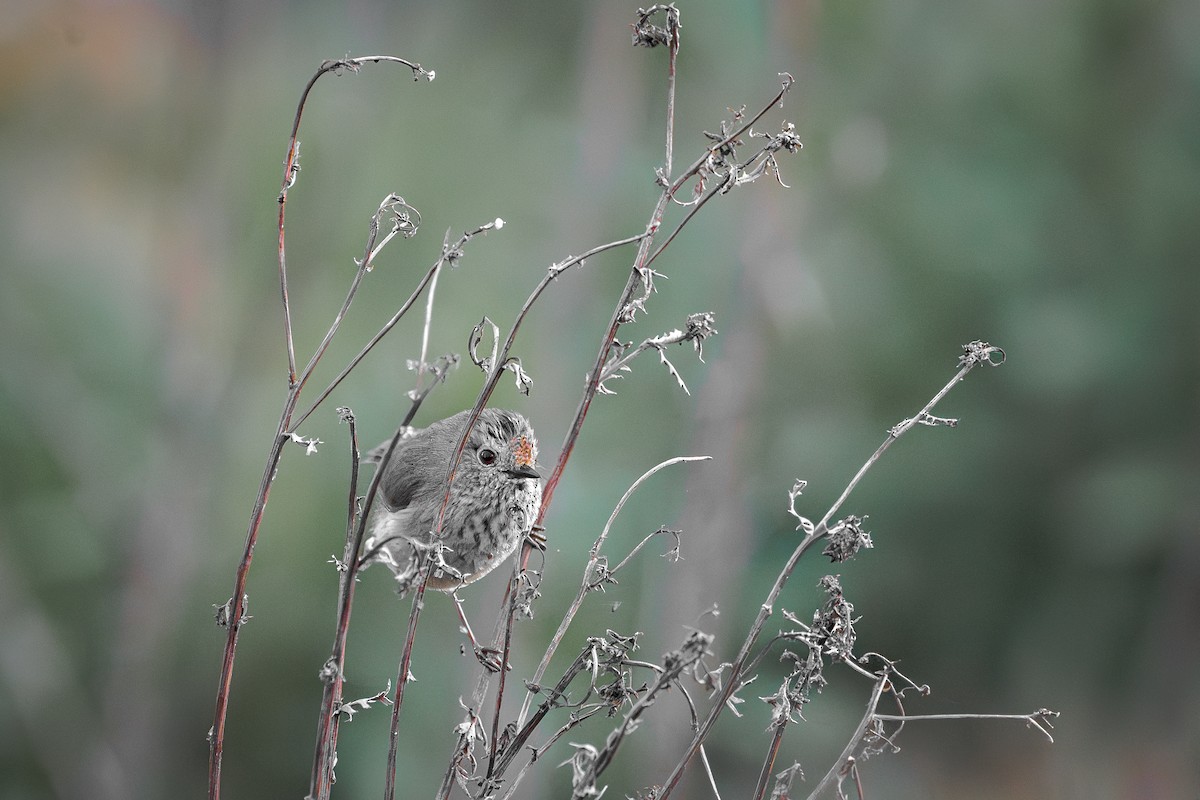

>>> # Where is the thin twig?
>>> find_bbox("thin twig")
[643,178,728,273]
[872,710,1059,743]
[405,6,799,791]
[517,456,710,729]
[414,231,450,393]
[307,409,362,800]
[304,366,447,798]
[208,56,431,800]
[494,704,607,800]
[292,195,416,404]
[290,219,499,431]
[663,4,680,177]
[699,744,723,800]
[751,725,787,800]
[667,73,794,201]
[528,4,687,535]
[277,56,432,387]
[449,8,802,790]
[814,343,1004,534]
[384,563,435,800]
[206,431,287,800]
[807,675,889,800]
[488,647,597,780]
[590,525,679,589]
[568,632,711,799]
[357,370,457,800]
[658,343,1006,798]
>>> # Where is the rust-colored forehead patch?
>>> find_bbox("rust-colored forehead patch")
[512,436,535,467]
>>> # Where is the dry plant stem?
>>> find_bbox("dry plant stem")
[455,11,800,788]
[212,203,394,799]
[383,573,434,800]
[307,414,362,800]
[872,711,1058,741]
[807,677,889,800]
[570,636,706,799]
[293,196,409,404]
[488,648,596,780]
[454,19,684,722]
[530,5,683,555]
[699,746,723,800]
[309,382,441,800]
[658,352,1000,799]
[472,81,690,776]
[350,389,448,800]
[290,220,498,431]
[850,761,866,799]
[492,548,702,789]
[752,725,787,800]
[661,4,679,178]
[414,235,446,393]
[491,625,709,797]
[516,456,711,729]
[276,55,432,383]
[642,179,726,273]
[495,706,607,800]
[373,364,475,800]
[207,432,287,800]
[485,573,520,780]
[208,54,430,800]
[593,525,675,586]
[665,75,793,202]
[468,215,672,780]
[443,645,604,799]
[815,359,981,534]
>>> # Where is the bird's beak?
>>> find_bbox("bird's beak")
[506,464,541,480]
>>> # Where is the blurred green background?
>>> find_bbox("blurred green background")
[1,1,1197,798]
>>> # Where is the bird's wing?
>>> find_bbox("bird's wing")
[364,431,432,512]
[364,412,471,512]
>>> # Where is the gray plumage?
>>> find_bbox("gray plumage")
[362,408,542,592]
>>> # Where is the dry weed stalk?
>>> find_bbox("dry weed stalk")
[207,9,1056,800]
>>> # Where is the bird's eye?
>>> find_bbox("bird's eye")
[478,448,497,466]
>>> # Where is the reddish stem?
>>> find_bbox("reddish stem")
[208,54,430,800]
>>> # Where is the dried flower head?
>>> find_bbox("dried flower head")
[822,515,873,563]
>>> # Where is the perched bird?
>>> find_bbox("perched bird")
[362,408,542,595]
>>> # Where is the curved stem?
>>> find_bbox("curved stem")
[307,414,362,799]
[751,726,786,800]
[516,456,710,729]
[207,428,289,799]
[658,350,1001,798]
[807,677,888,799]
[384,578,432,800]
[290,222,465,431]
[277,56,431,386]
[208,54,431,800]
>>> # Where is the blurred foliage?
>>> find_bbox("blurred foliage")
[1,1,1197,799]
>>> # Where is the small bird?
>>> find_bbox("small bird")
[362,408,543,595]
